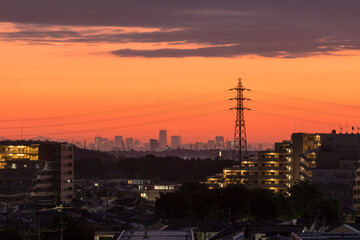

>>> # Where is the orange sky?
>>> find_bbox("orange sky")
[1,21,360,145]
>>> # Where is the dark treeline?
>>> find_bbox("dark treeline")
[75,156,236,182]
[155,181,340,222]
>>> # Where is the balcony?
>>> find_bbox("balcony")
[246,183,288,189]
[241,166,288,171]
[35,183,54,188]
[36,175,54,180]
[257,175,288,180]
[256,158,289,162]
[30,191,56,197]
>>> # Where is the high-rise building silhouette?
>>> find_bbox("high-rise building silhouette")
[159,129,167,150]
[215,136,224,149]
[95,136,108,151]
[115,135,124,150]
[207,140,215,149]
[149,139,159,151]
[258,144,263,151]
[125,138,134,150]
[171,135,181,149]
[134,140,140,150]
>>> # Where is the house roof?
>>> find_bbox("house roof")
[117,230,194,240]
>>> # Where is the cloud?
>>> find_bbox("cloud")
[0,0,360,58]
[112,45,312,58]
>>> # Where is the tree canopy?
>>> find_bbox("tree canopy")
[155,181,341,222]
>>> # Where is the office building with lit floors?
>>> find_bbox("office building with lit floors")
[0,141,74,206]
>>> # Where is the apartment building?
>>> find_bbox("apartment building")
[208,131,360,205]
[0,141,74,206]
[208,141,292,193]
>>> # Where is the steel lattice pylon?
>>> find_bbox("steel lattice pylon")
[231,78,250,163]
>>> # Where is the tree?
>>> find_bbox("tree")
[288,180,340,220]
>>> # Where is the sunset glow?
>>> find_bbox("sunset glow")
[1,1,360,145]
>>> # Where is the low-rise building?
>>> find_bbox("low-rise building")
[139,183,180,202]
[94,230,195,240]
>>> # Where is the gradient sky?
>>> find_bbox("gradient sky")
[0,1,360,144]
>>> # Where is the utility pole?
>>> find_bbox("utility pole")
[230,78,251,163]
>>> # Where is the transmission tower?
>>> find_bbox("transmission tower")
[230,78,250,163]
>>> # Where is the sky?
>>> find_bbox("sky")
[0,1,360,145]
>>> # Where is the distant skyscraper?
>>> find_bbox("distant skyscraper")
[134,140,140,150]
[215,136,224,149]
[95,136,108,151]
[195,142,206,150]
[207,140,215,149]
[125,138,134,150]
[171,135,181,149]
[226,140,235,150]
[259,144,263,151]
[108,140,114,150]
[115,136,124,150]
[149,139,159,151]
[159,129,167,150]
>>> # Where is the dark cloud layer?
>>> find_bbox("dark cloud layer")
[0,0,360,58]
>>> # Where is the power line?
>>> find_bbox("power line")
[2,109,231,138]
[250,110,341,127]
[0,90,230,122]
[0,100,230,130]
[251,90,360,109]
[251,100,360,120]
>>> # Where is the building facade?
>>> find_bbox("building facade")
[149,139,159,151]
[159,129,167,150]
[114,135,124,150]
[0,141,74,206]
[208,140,292,193]
[125,138,134,150]
[171,135,181,149]
[208,131,360,207]
[311,133,360,208]
[215,136,225,150]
